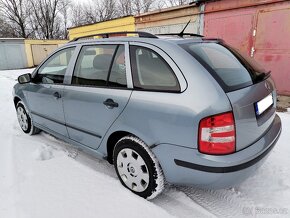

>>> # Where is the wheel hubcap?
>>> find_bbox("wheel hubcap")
[117,148,149,192]
[17,107,29,131]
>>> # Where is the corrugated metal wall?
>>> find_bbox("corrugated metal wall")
[0,39,27,70]
[204,0,290,95]
[135,4,204,35]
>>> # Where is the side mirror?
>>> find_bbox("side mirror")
[18,73,32,84]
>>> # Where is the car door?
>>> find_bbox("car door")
[62,42,132,149]
[26,46,76,137]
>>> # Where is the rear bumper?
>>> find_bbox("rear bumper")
[152,114,281,188]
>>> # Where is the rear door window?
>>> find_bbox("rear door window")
[180,42,268,92]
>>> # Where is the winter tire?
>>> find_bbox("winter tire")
[113,135,164,199]
[16,101,40,135]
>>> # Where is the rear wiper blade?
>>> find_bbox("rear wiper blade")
[157,20,204,38]
[255,71,271,82]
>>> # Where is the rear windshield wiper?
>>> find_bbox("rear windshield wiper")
[255,71,271,82]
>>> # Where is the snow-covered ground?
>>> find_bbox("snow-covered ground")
[0,68,289,218]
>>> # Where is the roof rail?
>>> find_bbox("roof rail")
[69,31,158,42]
[156,33,204,38]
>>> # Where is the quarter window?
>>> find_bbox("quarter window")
[72,45,126,88]
[35,47,75,84]
[130,46,180,92]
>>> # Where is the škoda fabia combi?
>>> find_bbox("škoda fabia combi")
[13,31,282,199]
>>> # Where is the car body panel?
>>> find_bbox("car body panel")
[226,77,277,151]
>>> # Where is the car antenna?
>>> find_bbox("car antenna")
[178,20,191,37]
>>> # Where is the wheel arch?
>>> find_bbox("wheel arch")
[14,96,22,108]
[106,131,131,164]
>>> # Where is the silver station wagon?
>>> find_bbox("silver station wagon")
[13,31,282,199]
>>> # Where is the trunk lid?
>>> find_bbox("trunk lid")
[226,77,276,150]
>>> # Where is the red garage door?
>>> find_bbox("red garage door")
[204,0,290,95]
[204,8,255,55]
[254,7,290,95]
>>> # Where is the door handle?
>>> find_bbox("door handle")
[103,99,118,108]
[53,92,61,99]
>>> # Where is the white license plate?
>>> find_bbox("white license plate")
[255,93,273,116]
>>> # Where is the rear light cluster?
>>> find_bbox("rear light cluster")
[198,112,235,155]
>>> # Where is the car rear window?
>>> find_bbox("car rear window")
[180,42,269,92]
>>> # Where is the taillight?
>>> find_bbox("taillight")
[198,112,235,155]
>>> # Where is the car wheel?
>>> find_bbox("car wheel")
[16,101,40,135]
[113,135,165,199]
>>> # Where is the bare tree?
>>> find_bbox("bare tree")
[82,2,98,23]
[0,0,32,37]
[75,0,118,23]
[131,0,155,14]
[167,0,191,7]
[70,3,87,27]
[154,0,166,10]
[69,0,158,28]
[29,0,65,39]
[118,0,132,16]
[95,0,117,22]
[0,14,15,37]
[143,0,155,12]
[59,0,71,38]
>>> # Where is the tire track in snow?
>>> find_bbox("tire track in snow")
[153,186,216,218]
[177,186,256,218]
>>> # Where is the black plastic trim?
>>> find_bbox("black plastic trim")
[174,128,281,173]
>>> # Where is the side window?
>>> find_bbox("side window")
[130,45,180,92]
[72,44,126,88]
[108,45,127,87]
[35,47,75,84]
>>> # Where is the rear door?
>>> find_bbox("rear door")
[62,42,132,149]
[181,42,276,151]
